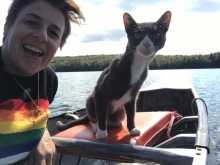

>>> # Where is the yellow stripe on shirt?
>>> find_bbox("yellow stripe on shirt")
[0,112,49,134]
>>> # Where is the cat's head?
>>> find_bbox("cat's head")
[123,11,171,57]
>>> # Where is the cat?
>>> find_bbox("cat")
[56,11,172,139]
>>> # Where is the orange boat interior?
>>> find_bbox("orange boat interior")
[54,111,181,162]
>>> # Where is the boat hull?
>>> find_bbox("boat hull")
[48,79,216,165]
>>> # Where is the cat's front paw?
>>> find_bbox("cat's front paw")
[91,123,108,139]
[130,126,141,135]
[91,122,98,133]
[96,129,108,139]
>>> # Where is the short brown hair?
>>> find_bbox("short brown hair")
[3,0,85,48]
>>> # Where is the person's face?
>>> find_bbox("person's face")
[2,0,65,76]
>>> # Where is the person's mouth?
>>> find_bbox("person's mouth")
[23,44,44,57]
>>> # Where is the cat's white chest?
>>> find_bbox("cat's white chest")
[130,52,148,84]
[112,89,132,111]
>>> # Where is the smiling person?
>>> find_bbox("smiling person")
[0,0,84,165]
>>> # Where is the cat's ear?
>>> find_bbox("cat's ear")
[156,11,172,32]
[123,13,137,34]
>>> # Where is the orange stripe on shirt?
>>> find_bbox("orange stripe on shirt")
[0,108,50,122]
[0,99,49,111]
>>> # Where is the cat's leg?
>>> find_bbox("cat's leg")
[124,100,141,135]
[86,94,99,133]
[91,122,98,133]
[94,92,108,139]
[86,93,97,121]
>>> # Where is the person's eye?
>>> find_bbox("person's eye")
[48,30,59,39]
[25,20,38,27]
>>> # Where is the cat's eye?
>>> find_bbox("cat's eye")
[154,32,160,38]
[134,33,140,39]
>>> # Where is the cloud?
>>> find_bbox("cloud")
[84,0,105,5]
[81,29,125,43]
[118,0,169,11]
[189,0,220,12]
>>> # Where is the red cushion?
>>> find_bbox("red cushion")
[55,112,175,146]
[54,111,177,162]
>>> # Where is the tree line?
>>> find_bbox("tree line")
[49,52,220,72]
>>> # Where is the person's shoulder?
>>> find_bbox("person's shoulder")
[44,66,58,83]
[45,66,56,76]
[44,66,58,103]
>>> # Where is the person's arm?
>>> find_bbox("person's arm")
[27,130,56,165]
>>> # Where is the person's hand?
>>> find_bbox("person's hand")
[27,130,56,165]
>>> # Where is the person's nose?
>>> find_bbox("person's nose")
[34,28,48,42]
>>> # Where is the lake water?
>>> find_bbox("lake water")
[50,69,220,163]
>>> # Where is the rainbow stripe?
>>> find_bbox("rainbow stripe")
[0,99,50,165]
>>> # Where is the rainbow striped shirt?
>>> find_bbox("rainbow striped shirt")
[0,50,58,165]
[0,99,50,165]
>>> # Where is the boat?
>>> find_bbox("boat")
[48,77,217,165]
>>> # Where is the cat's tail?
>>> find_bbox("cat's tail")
[56,115,90,131]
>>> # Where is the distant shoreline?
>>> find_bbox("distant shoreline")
[50,52,220,72]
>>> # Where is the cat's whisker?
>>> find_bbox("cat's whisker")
[119,50,135,70]
[120,49,134,64]
[127,51,136,68]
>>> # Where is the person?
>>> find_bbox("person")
[0,0,85,164]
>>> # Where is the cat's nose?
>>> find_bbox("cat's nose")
[144,43,150,48]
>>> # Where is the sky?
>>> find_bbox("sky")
[0,0,220,56]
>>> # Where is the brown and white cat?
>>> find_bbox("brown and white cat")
[57,11,172,139]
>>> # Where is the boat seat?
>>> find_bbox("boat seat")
[54,111,181,162]
[155,134,196,148]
